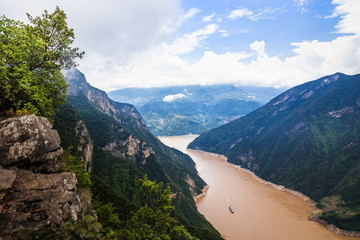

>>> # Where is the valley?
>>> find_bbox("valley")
[2,2,360,239]
[189,73,360,232]
[160,135,354,240]
[109,85,283,136]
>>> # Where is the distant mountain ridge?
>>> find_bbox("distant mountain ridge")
[109,84,284,136]
[189,73,360,232]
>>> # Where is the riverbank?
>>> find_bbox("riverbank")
[159,135,355,240]
[309,216,360,238]
[194,185,209,203]
[189,148,360,238]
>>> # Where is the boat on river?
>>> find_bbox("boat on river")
[229,206,234,213]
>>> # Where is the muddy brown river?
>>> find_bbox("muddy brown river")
[159,135,355,240]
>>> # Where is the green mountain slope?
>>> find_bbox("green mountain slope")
[109,84,283,136]
[58,69,222,239]
[189,73,360,231]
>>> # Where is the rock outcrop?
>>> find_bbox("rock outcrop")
[75,120,93,172]
[0,115,85,236]
[103,134,154,162]
[63,68,147,130]
[0,115,63,173]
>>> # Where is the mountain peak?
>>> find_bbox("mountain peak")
[62,68,87,84]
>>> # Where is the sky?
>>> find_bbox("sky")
[1,0,360,91]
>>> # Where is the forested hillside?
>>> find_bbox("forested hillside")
[59,68,223,239]
[189,73,360,231]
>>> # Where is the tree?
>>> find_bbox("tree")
[122,176,199,240]
[0,6,84,120]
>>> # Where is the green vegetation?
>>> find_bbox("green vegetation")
[65,96,222,239]
[189,73,360,231]
[18,215,103,240]
[51,94,223,239]
[62,149,91,189]
[53,103,84,152]
[139,99,261,136]
[122,176,198,240]
[108,84,282,136]
[0,7,83,120]
[0,8,221,240]
[18,177,200,240]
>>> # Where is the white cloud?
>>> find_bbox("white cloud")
[163,93,186,102]
[176,7,201,26]
[92,26,360,91]
[331,0,360,35]
[203,12,215,22]
[294,0,309,13]
[219,30,230,37]
[294,0,308,7]
[228,7,253,19]
[228,7,283,21]
[163,24,219,55]
[250,41,268,59]
[2,0,360,93]
[0,0,183,67]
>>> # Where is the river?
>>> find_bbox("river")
[159,135,355,240]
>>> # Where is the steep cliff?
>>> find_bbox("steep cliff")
[61,69,222,239]
[63,68,147,132]
[0,115,87,236]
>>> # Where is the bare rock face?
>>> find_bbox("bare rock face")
[0,115,84,235]
[103,134,154,163]
[0,170,81,233]
[75,120,93,172]
[0,168,16,201]
[0,114,63,173]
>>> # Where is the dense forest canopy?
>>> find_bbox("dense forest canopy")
[0,6,84,120]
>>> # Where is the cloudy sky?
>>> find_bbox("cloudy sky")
[1,0,360,91]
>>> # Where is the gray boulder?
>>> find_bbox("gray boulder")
[0,114,63,173]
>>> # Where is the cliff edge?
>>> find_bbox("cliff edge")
[0,115,86,237]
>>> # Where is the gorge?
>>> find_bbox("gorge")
[160,135,356,240]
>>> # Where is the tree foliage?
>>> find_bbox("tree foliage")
[0,6,84,120]
[122,176,199,240]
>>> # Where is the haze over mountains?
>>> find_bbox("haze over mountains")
[109,85,284,136]
[189,72,360,231]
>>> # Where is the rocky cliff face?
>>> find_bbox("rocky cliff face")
[63,68,147,130]
[0,115,86,236]
[75,120,93,172]
[63,68,160,167]
[103,134,154,163]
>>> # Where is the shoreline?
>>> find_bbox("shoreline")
[194,185,209,203]
[189,148,360,238]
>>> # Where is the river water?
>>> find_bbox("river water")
[159,135,354,240]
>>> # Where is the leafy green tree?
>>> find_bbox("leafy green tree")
[122,176,199,240]
[0,6,84,120]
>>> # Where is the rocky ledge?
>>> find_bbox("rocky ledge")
[0,115,85,236]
